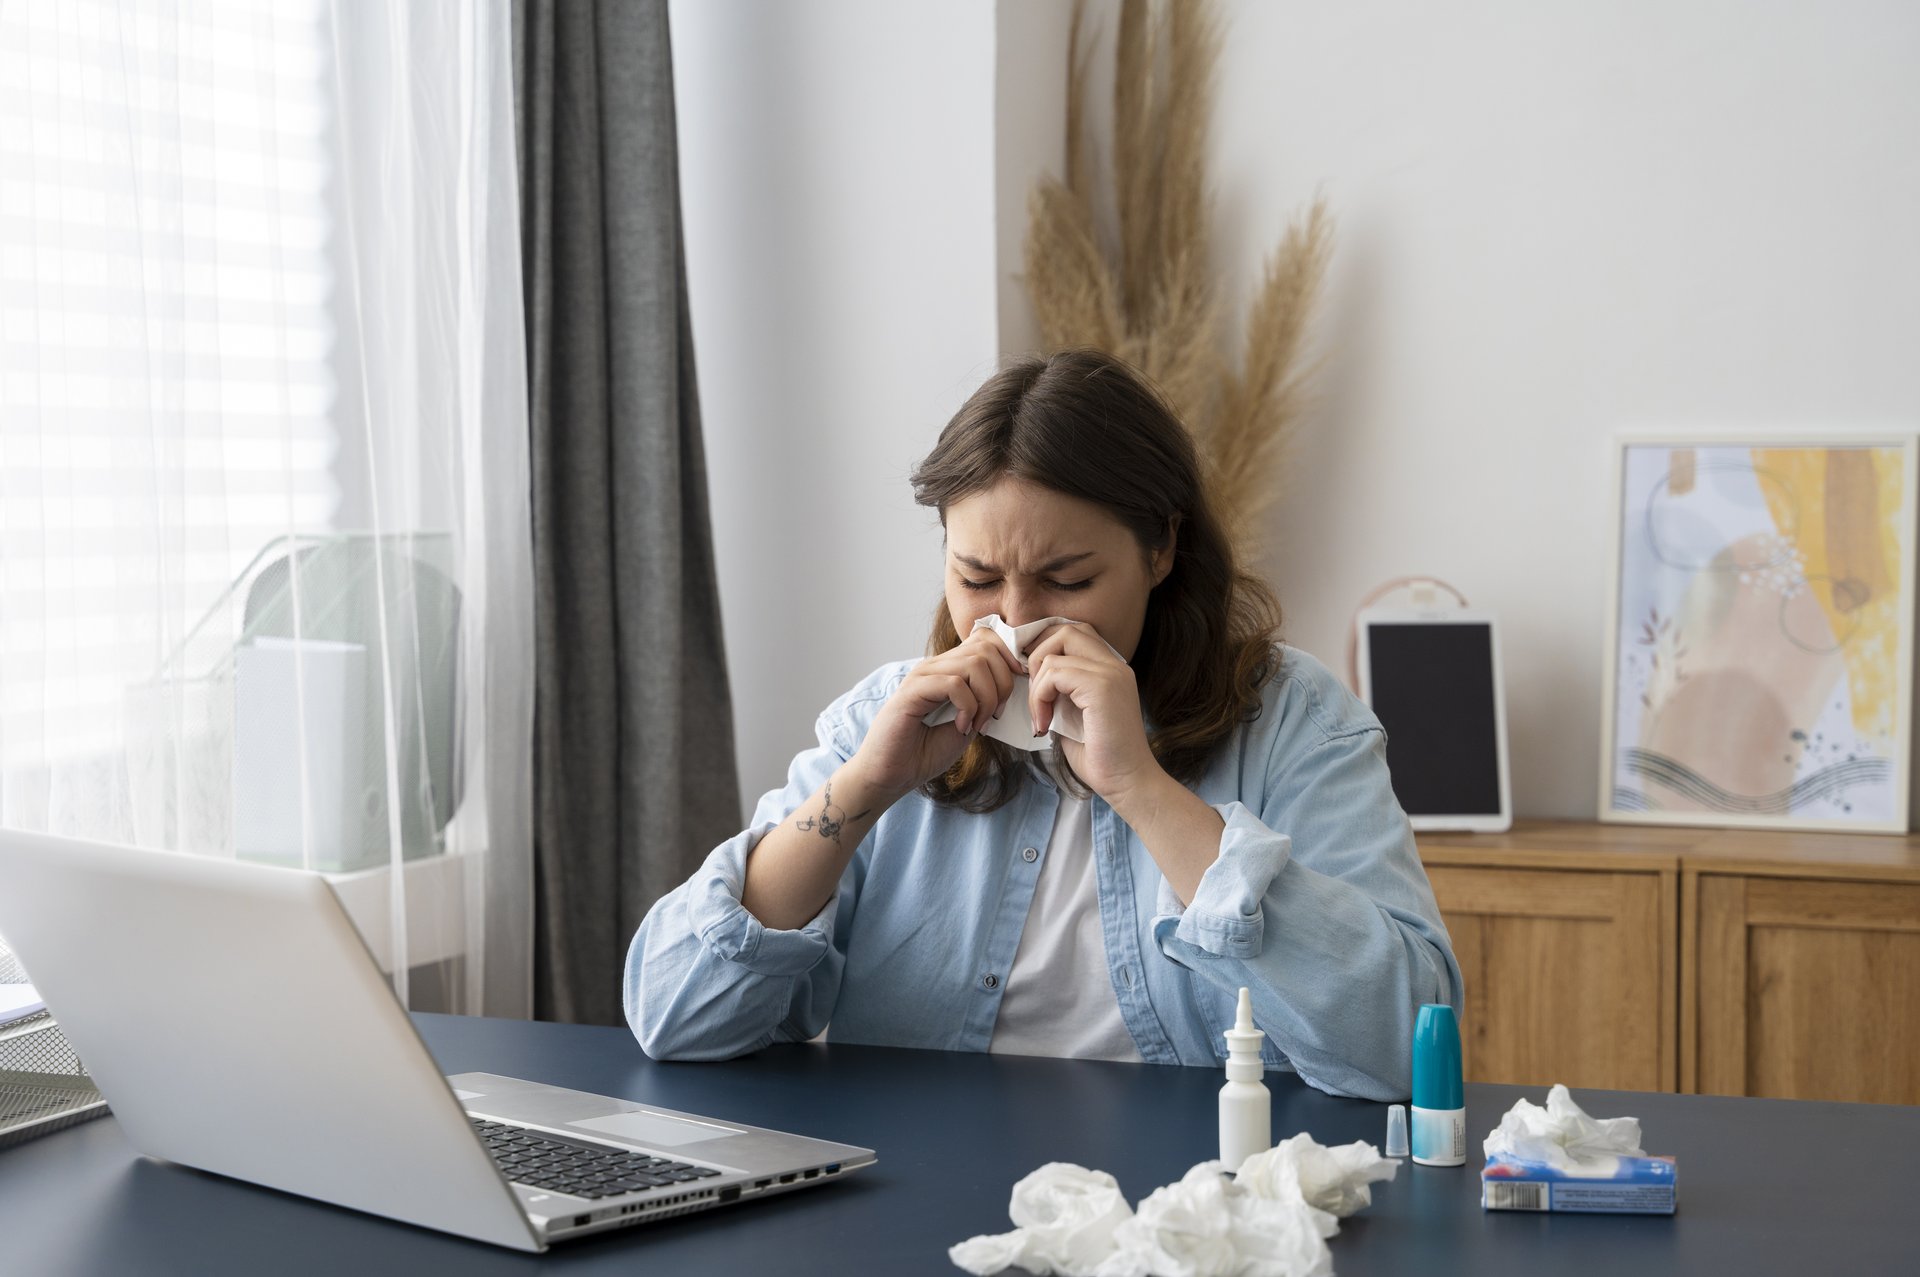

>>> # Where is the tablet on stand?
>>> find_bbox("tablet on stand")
[1356,605,1513,833]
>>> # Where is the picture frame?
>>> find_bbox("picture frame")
[1599,431,1919,833]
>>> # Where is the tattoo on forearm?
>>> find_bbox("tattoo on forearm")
[794,779,872,849]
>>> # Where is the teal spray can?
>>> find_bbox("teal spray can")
[1411,1002,1465,1167]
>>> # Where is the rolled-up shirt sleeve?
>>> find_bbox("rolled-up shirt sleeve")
[1155,803,1292,959]
[624,708,865,1061]
[1151,723,1464,1101]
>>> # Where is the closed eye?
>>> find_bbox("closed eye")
[960,578,1092,592]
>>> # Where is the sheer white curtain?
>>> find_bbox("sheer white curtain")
[0,0,534,1016]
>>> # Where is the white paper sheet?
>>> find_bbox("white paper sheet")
[0,984,47,1024]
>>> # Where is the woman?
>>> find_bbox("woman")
[625,349,1461,1100]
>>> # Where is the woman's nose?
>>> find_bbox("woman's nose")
[999,590,1041,628]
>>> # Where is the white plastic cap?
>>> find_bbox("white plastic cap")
[1222,986,1266,1081]
[1385,1104,1409,1159]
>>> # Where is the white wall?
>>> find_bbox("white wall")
[994,1,1072,360]
[670,1,1001,815]
[679,0,1920,822]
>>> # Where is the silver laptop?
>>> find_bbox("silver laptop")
[0,830,874,1252]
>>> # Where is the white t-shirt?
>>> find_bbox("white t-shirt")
[987,762,1144,1063]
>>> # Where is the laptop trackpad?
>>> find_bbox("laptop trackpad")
[569,1110,745,1147]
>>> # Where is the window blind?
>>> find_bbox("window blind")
[0,0,340,767]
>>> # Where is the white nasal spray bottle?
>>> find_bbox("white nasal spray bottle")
[1219,986,1271,1173]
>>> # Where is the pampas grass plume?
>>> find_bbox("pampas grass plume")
[1022,0,1333,571]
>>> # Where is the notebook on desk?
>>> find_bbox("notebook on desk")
[0,830,874,1252]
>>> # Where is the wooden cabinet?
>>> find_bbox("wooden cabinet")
[1418,822,1920,1105]
[1683,832,1920,1106]
[1419,829,1679,1093]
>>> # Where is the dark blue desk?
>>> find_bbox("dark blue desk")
[1,1013,1914,1274]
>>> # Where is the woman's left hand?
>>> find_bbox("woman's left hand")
[1023,621,1165,805]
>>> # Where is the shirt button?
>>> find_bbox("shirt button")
[981,973,999,991]
[1021,847,1039,863]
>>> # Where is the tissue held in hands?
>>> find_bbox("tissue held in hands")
[920,615,1122,752]
[948,1134,1398,1277]
[1481,1084,1676,1215]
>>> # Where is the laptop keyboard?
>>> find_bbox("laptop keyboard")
[470,1117,724,1199]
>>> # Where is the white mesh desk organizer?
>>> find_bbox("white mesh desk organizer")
[0,940,107,1149]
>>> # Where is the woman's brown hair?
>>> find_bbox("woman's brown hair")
[908,348,1286,812]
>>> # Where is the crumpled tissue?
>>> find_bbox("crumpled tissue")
[948,1163,1134,1277]
[920,614,1124,752]
[1232,1133,1401,1221]
[949,1135,1398,1277]
[1482,1082,1644,1174]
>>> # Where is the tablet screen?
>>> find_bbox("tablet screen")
[1365,621,1502,818]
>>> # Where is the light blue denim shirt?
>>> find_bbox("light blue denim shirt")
[625,644,1463,1101]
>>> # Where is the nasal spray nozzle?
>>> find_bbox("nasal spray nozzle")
[1219,987,1272,1173]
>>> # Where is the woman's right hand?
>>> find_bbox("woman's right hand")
[848,626,1026,800]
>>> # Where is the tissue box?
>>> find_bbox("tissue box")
[1481,1153,1676,1214]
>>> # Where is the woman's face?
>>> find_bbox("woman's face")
[943,475,1173,662]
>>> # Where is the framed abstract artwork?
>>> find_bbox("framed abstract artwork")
[1600,433,1918,833]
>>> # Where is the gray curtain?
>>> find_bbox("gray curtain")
[512,0,741,1025]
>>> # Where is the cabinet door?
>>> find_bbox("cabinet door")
[1427,866,1675,1092]
[1692,875,1920,1104]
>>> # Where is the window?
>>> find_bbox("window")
[0,0,339,769]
